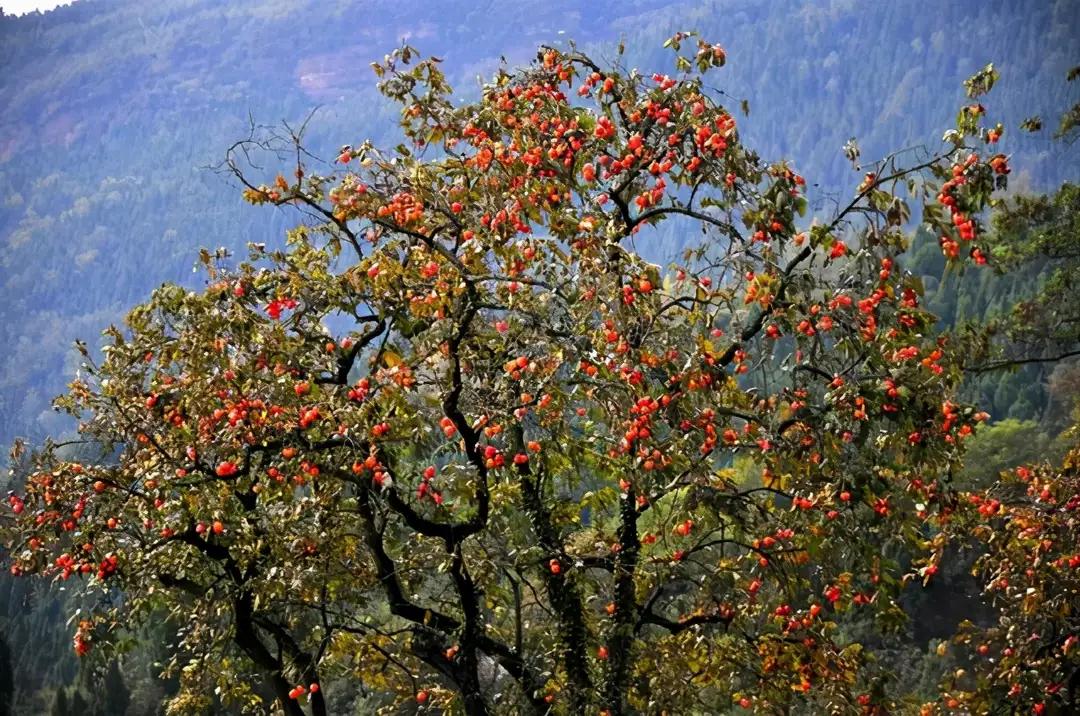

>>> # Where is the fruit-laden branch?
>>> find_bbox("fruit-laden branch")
[629,205,742,240]
[222,131,365,260]
[315,317,386,385]
[718,245,813,366]
[167,528,325,715]
[638,609,733,635]
[440,299,490,539]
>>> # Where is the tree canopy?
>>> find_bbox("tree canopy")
[1,34,1077,716]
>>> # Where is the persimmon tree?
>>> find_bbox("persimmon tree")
[1,37,1019,715]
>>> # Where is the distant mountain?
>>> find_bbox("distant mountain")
[0,0,1077,444]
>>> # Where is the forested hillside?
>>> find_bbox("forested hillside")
[1,1,1078,714]
[1,0,1078,446]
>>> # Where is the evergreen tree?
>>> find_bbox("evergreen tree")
[69,690,89,716]
[101,660,130,716]
[50,688,69,716]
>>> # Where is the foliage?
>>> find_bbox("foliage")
[976,184,1080,364]
[942,435,1080,714]
[49,689,66,716]
[957,419,1056,489]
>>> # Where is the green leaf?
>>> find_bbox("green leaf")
[1020,116,1043,132]
[963,63,998,98]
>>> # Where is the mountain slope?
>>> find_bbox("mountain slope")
[1,0,1077,445]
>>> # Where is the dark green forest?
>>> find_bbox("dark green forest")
[1,1,1079,714]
